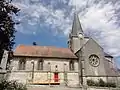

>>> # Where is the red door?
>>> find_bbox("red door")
[54,73,59,82]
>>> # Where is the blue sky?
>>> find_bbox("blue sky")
[12,0,120,68]
[15,30,67,48]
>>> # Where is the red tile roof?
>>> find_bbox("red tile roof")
[14,45,77,59]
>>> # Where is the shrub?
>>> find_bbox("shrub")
[98,78,105,87]
[87,78,116,88]
[0,79,27,90]
[87,79,97,86]
[106,82,116,88]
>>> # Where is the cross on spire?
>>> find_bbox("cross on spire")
[70,0,84,36]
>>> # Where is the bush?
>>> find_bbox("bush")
[87,78,116,88]
[98,78,105,87]
[87,79,97,86]
[106,82,116,88]
[0,79,27,90]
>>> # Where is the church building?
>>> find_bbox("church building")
[8,13,119,87]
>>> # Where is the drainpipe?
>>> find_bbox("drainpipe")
[78,50,83,86]
[78,34,84,86]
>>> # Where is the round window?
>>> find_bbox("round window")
[89,54,100,67]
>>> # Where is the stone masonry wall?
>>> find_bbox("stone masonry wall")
[8,57,79,86]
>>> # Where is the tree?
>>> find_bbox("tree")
[0,79,27,90]
[0,0,20,61]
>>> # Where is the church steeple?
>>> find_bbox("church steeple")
[71,13,83,36]
[68,13,84,53]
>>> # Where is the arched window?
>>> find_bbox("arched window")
[37,59,43,70]
[18,59,26,70]
[55,65,58,71]
[69,60,74,71]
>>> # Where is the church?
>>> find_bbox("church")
[8,13,119,87]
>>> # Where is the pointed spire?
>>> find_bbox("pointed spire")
[71,13,83,36]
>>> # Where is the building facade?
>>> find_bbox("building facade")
[8,13,119,87]
[9,46,79,86]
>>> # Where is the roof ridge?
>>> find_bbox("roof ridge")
[17,44,69,49]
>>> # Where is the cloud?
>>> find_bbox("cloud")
[69,0,120,57]
[12,0,72,35]
[12,0,120,57]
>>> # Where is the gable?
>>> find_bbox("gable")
[80,38,103,51]
[80,38,107,76]
[75,38,111,58]
[83,38,103,51]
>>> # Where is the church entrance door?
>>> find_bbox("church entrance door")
[54,73,59,82]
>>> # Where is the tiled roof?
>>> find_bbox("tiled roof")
[104,52,113,58]
[14,45,77,59]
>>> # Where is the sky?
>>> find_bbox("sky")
[12,0,120,68]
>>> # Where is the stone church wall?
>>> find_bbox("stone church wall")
[9,71,79,86]
[8,57,79,86]
[11,57,78,71]
[67,73,79,86]
[71,37,81,53]
[9,71,28,84]
[82,39,106,76]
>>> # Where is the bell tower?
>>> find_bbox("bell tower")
[68,13,84,53]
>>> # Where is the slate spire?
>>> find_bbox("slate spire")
[71,13,83,36]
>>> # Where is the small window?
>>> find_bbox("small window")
[48,62,51,71]
[18,59,26,70]
[55,65,58,71]
[69,60,74,71]
[37,59,43,70]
